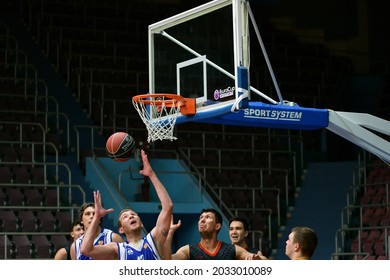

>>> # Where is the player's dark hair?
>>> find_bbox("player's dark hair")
[201,208,223,232]
[229,217,250,231]
[70,220,83,231]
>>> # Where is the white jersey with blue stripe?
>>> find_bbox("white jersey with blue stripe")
[75,227,114,260]
[117,232,160,260]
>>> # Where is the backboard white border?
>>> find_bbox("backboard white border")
[149,0,237,101]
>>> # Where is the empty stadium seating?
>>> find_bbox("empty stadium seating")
[0,18,80,259]
[337,160,390,260]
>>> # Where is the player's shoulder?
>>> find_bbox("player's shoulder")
[178,244,190,254]
[54,247,67,257]
[57,247,67,252]
[179,244,190,250]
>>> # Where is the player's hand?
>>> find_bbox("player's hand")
[139,150,154,177]
[94,191,114,219]
[254,251,269,260]
[170,215,182,233]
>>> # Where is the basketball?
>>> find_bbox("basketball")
[105,132,135,162]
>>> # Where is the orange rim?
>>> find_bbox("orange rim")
[132,93,184,106]
[132,93,196,115]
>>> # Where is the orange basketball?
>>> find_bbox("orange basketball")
[105,132,135,162]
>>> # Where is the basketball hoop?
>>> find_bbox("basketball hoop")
[132,93,196,142]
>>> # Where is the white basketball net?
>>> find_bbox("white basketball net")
[132,95,183,142]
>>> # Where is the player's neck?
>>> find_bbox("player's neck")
[128,239,143,250]
[293,256,310,260]
[125,233,142,243]
[292,252,309,260]
[234,241,247,249]
[200,238,220,251]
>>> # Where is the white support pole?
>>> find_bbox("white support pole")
[327,110,390,164]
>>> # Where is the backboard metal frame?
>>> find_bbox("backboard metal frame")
[144,0,390,163]
[148,0,256,109]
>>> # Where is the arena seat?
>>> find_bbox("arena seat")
[11,235,32,259]
[17,210,38,232]
[0,210,18,232]
[36,210,57,232]
[31,235,52,258]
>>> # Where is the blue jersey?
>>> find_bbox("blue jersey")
[117,232,160,260]
[75,227,115,260]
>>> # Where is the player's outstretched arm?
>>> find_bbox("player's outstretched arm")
[236,245,268,260]
[80,191,116,259]
[162,215,181,260]
[140,150,173,254]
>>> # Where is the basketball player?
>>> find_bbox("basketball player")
[285,227,318,260]
[71,200,124,260]
[167,208,265,260]
[250,226,318,260]
[54,221,84,260]
[80,149,173,260]
[229,217,258,254]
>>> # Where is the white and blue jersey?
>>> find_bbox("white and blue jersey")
[117,232,160,260]
[75,227,115,260]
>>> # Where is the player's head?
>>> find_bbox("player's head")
[117,209,143,234]
[229,217,249,245]
[78,202,102,230]
[199,208,223,233]
[286,226,318,259]
[70,220,84,241]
